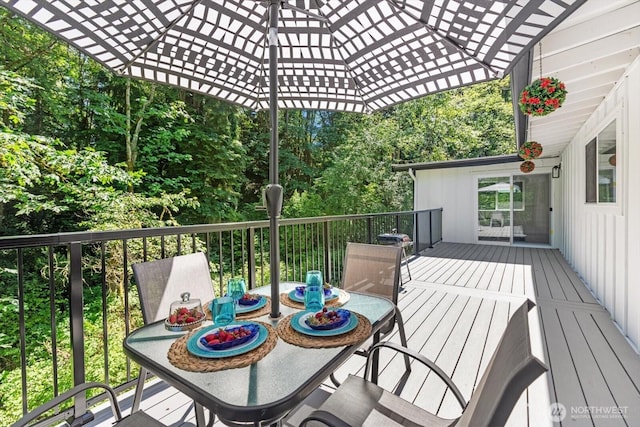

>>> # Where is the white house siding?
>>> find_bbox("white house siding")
[559,56,640,351]
[413,157,562,246]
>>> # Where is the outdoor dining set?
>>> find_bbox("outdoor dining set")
[122,243,404,427]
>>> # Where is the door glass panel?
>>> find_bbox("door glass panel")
[477,177,511,243]
[513,174,550,244]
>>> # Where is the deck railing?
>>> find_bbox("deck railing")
[0,208,441,424]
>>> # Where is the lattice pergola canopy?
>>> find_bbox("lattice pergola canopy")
[2,0,583,112]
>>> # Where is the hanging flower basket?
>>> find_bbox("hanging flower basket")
[518,141,543,160]
[520,161,535,173]
[519,77,567,116]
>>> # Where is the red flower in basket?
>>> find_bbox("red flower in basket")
[519,77,567,116]
[518,141,543,160]
[520,161,535,174]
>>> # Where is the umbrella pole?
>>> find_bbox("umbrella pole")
[267,0,282,319]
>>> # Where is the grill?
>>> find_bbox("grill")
[376,231,413,284]
[376,233,412,247]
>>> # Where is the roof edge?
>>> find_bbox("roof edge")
[391,154,523,172]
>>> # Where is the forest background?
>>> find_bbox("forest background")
[0,9,516,237]
[0,10,515,424]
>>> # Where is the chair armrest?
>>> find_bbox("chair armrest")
[13,382,122,427]
[364,341,467,410]
[299,410,352,427]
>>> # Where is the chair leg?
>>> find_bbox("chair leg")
[395,309,411,373]
[402,247,412,281]
[194,402,216,427]
[131,367,147,412]
[329,373,341,388]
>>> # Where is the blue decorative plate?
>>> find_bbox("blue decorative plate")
[238,294,262,306]
[186,322,268,358]
[198,323,260,350]
[290,310,358,337]
[305,309,351,330]
[288,288,339,303]
[236,295,267,314]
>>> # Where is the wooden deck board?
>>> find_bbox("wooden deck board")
[575,310,640,422]
[550,249,601,304]
[437,298,498,419]
[441,244,485,286]
[86,243,639,427]
[557,308,627,426]
[539,304,592,426]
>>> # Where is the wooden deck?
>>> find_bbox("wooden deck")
[88,243,640,427]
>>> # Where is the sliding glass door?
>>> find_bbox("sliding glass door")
[477,174,550,245]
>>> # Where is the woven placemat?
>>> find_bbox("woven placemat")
[279,288,350,310]
[167,321,277,372]
[203,297,272,320]
[276,312,371,349]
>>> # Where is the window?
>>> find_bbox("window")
[586,120,616,204]
[477,179,524,211]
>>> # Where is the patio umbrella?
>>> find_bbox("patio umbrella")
[1,0,585,318]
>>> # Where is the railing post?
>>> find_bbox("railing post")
[69,242,91,424]
[247,227,256,290]
[323,222,331,283]
[429,210,434,248]
[18,248,27,415]
[440,208,443,243]
[413,211,420,255]
[366,217,373,244]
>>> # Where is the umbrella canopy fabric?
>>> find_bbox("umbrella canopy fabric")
[1,0,585,318]
[2,0,584,113]
[478,182,521,193]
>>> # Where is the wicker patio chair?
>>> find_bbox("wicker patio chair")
[300,300,548,427]
[12,382,163,427]
[131,252,215,425]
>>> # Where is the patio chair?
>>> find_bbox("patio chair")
[12,382,163,427]
[131,252,215,425]
[299,300,547,427]
[330,243,410,386]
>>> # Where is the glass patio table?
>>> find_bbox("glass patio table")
[123,282,395,426]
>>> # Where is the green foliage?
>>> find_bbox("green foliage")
[0,133,125,233]
[392,79,514,163]
[0,68,37,129]
[0,271,134,425]
[178,97,247,223]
